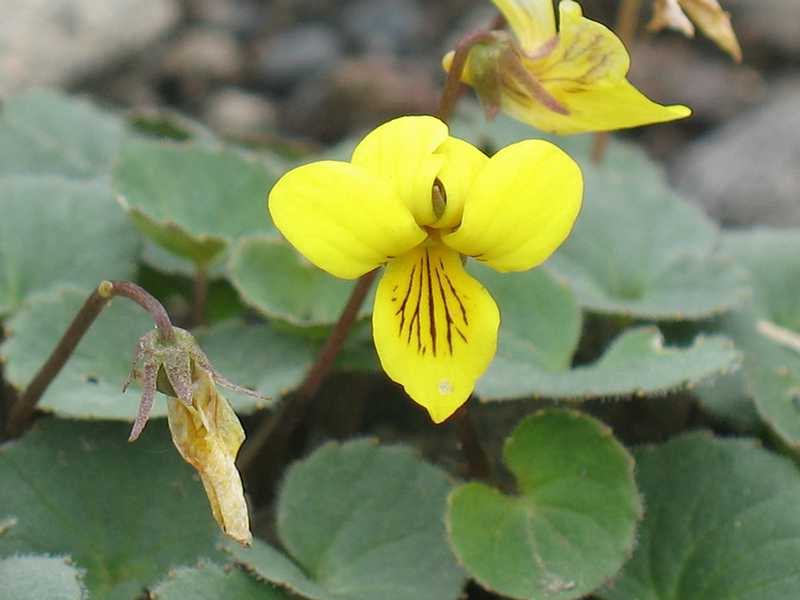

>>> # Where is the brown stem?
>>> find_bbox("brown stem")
[591,0,643,164]
[4,281,176,437]
[237,270,377,472]
[437,29,498,124]
[454,403,492,480]
[192,266,208,327]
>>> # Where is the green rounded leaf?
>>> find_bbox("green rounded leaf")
[717,229,800,446]
[0,419,222,600]
[228,236,372,326]
[477,327,740,401]
[227,439,466,600]
[151,562,289,600]
[0,177,139,317]
[113,139,277,267]
[599,433,800,600]
[1,287,156,420]
[195,319,317,409]
[0,89,124,179]
[0,555,86,600]
[448,410,641,600]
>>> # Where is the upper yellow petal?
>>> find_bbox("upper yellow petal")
[491,0,556,51]
[351,116,448,227]
[506,0,691,133]
[268,160,426,280]
[430,137,489,230]
[443,139,582,272]
[372,242,500,423]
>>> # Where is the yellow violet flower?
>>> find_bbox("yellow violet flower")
[269,116,582,422]
[443,0,691,134]
[167,364,252,546]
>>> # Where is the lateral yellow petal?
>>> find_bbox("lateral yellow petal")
[373,243,500,423]
[508,0,691,133]
[269,160,426,279]
[431,137,489,230]
[443,140,582,272]
[351,116,448,226]
[491,0,556,51]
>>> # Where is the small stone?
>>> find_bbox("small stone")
[672,78,800,228]
[0,0,180,96]
[257,25,343,91]
[204,88,278,137]
[341,0,429,56]
[282,57,439,141]
[162,27,243,82]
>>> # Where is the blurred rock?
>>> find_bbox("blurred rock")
[630,40,765,124]
[282,57,439,141]
[162,27,243,82]
[341,0,430,56]
[257,25,343,91]
[0,0,179,96]
[186,0,263,34]
[726,0,800,58]
[204,88,278,137]
[673,79,800,228]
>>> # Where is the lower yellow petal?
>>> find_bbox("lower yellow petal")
[443,140,582,272]
[351,116,448,226]
[372,243,500,423]
[269,160,426,279]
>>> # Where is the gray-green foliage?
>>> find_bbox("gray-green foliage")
[0,555,87,600]
[114,139,278,268]
[151,562,289,600]
[0,420,222,600]
[227,440,466,600]
[448,410,641,599]
[599,433,800,600]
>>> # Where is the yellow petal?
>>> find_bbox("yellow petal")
[491,0,556,51]
[508,0,691,133]
[167,372,251,545]
[431,137,489,230]
[351,116,448,226]
[443,140,582,272]
[269,160,427,279]
[372,243,499,423]
[679,0,742,62]
[647,0,696,37]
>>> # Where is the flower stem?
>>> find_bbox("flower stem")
[4,281,176,437]
[591,0,643,164]
[437,15,505,124]
[192,265,208,327]
[237,269,377,472]
[454,403,493,480]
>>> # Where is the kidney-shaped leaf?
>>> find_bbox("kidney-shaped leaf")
[477,327,739,401]
[0,555,86,600]
[0,89,124,179]
[151,562,289,600]
[599,433,800,600]
[114,139,277,267]
[227,439,465,600]
[0,419,222,600]
[0,176,139,317]
[447,409,641,600]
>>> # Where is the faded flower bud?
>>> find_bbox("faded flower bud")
[124,326,261,545]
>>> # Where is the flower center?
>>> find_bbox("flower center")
[431,178,447,220]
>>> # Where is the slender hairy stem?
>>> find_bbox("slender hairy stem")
[237,270,378,471]
[4,281,176,437]
[438,29,496,123]
[454,403,493,480]
[591,0,643,163]
[192,266,208,327]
